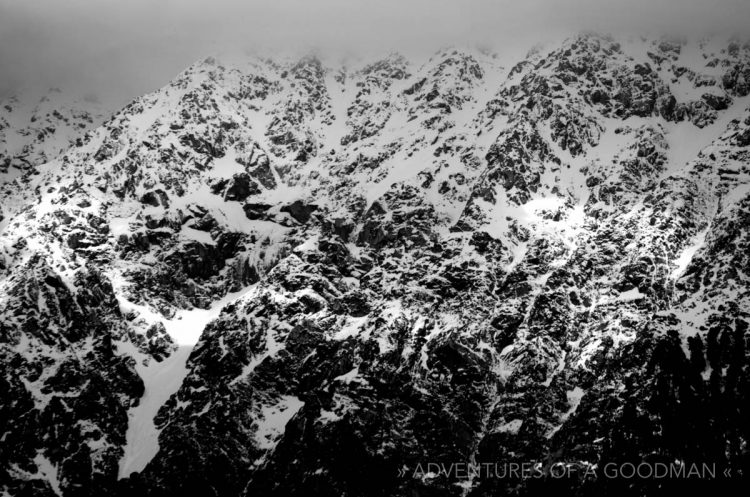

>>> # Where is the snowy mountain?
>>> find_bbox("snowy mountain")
[2,33,750,496]
[0,87,106,181]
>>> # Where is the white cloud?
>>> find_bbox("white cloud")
[0,0,748,105]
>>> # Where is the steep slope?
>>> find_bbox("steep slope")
[1,34,749,497]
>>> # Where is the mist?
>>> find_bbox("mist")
[1,0,749,107]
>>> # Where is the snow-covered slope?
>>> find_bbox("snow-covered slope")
[2,34,750,497]
[0,87,105,181]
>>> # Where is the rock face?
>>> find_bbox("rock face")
[1,34,750,497]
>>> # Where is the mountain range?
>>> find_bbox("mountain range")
[1,32,750,496]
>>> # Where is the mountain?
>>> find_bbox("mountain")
[0,87,106,181]
[1,33,750,497]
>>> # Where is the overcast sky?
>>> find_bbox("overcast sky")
[1,0,749,107]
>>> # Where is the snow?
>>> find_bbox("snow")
[344,47,506,219]
[33,452,62,497]
[494,345,517,383]
[671,228,709,279]
[663,95,750,176]
[333,316,368,340]
[507,242,528,272]
[592,287,645,307]
[5,36,750,493]
[5,449,63,496]
[495,419,523,434]
[668,292,718,339]
[321,68,353,152]
[333,367,361,384]
[317,409,343,425]
[109,217,133,238]
[547,387,585,438]
[117,344,192,479]
[614,288,646,302]
[118,285,255,346]
[118,285,256,478]
[294,234,320,253]
[20,377,53,411]
[0,86,108,178]
[565,387,585,415]
[180,226,215,245]
[254,395,304,450]
[542,348,567,387]
[204,149,245,179]
[364,144,433,208]
[229,315,285,386]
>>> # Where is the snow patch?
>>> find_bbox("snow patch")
[333,367,362,384]
[495,419,523,434]
[671,228,709,279]
[254,396,304,450]
[118,285,256,478]
[33,452,62,497]
[180,226,215,245]
[117,345,192,479]
[333,316,368,340]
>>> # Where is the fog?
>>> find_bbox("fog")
[1,0,749,107]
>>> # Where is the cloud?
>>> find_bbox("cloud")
[1,0,748,105]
